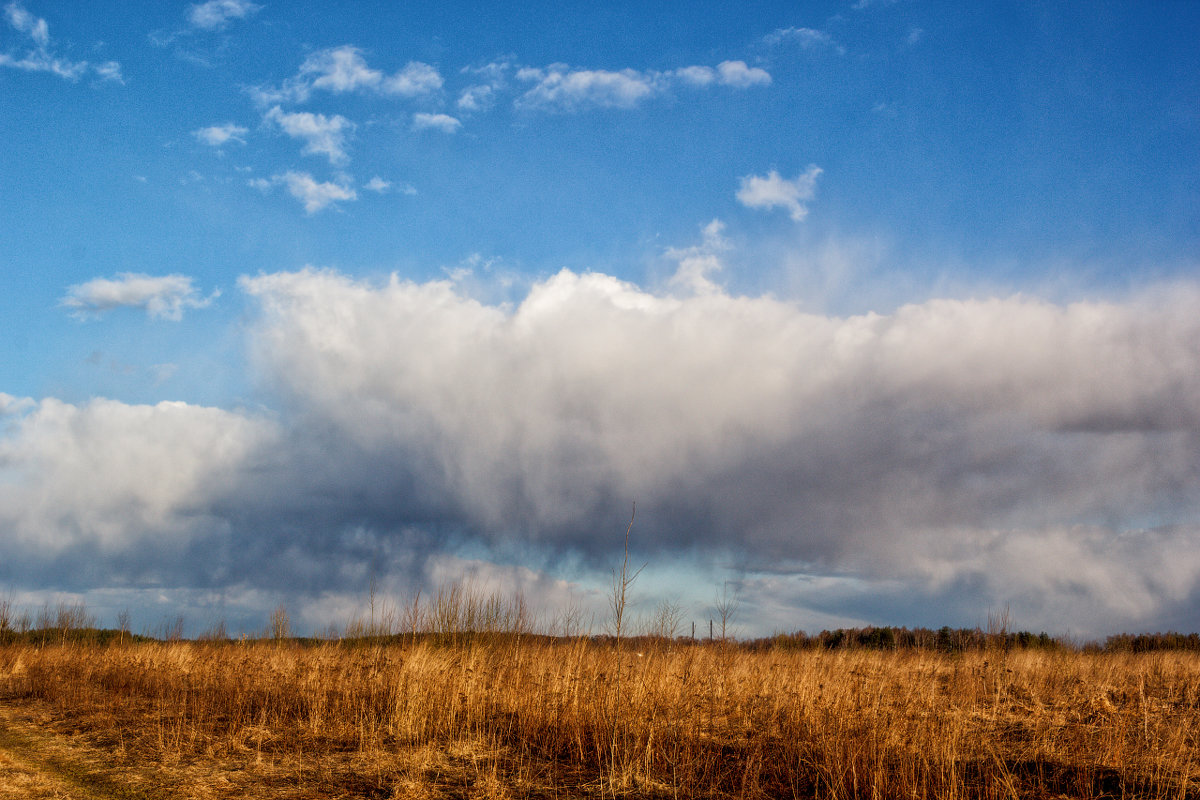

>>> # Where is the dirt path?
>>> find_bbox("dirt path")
[0,701,409,800]
[0,703,159,800]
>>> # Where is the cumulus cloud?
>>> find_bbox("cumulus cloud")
[229,266,1200,636]
[264,106,354,164]
[412,112,461,133]
[737,166,823,221]
[250,46,442,105]
[12,253,1200,637]
[0,396,276,578]
[61,273,217,320]
[193,122,248,147]
[664,219,730,295]
[715,60,771,88]
[273,171,357,213]
[516,64,661,110]
[383,60,443,96]
[187,0,261,30]
[298,44,381,92]
[457,83,495,111]
[515,59,770,111]
[1,2,122,82]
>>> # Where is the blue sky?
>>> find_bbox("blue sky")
[2,0,1199,639]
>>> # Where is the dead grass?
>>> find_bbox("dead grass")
[0,638,1197,798]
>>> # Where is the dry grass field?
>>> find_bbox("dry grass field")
[0,629,1197,799]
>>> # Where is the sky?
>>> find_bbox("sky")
[1,0,1199,640]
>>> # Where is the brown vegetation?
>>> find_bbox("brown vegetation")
[1,628,1197,799]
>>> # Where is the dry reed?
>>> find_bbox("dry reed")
[1,636,1197,798]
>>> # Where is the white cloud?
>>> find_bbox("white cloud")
[61,273,217,320]
[93,60,123,83]
[412,112,461,133]
[1,2,121,82]
[0,396,275,556]
[673,65,716,87]
[233,267,1200,636]
[516,64,662,110]
[765,27,844,54]
[514,60,771,110]
[299,45,381,93]
[264,106,354,164]
[715,60,771,88]
[383,61,443,96]
[364,176,391,193]
[277,171,357,213]
[5,2,47,46]
[193,122,248,147]
[736,166,823,221]
[187,0,262,30]
[10,257,1200,637]
[664,219,730,295]
[251,47,442,105]
[457,84,495,111]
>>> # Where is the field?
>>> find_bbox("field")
[0,629,1197,799]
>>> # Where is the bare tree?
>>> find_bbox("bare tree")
[270,604,291,642]
[608,504,644,645]
[714,581,740,642]
[646,596,685,642]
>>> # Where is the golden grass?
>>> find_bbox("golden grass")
[0,638,1197,798]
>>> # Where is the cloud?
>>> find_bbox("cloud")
[715,60,771,88]
[14,256,1200,638]
[298,45,382,93]
[736,166,823,221]
[187,0,261,31]
[264,106,354,164]
[664,218,730,295]
[227,267,1200,636]
[764,27,845,55]
[363,176,390,193]
[457,84,495,111]
[273,171,357,213]
[516,64,662,110]
[193,122,248,147]
[0,396,276,568]
[61,273,217,320]
[412,112,461,133]
[672,65,716,87]
[515,60,770,111]
[250,46,442,105]
[5,2,47,46]
[383,60,443,96]
[1,2,122,82]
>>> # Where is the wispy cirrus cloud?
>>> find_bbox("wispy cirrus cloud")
[764,26,845,54]
[61,273,217,321]
[1,2,122,82]
[737,166,823,221]
[264,106,354,164]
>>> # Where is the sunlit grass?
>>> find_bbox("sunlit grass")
[1,623,1197,798]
